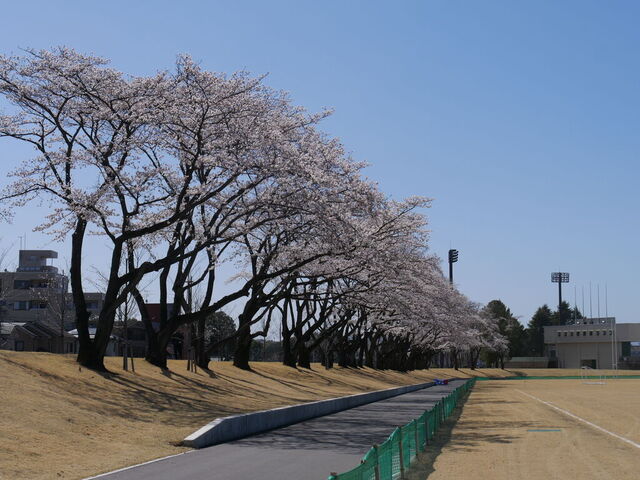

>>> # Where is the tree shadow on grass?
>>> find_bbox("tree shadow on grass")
[406,393,533,480]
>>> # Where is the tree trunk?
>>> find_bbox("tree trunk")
[132,286,170,370]
[296,341,311,369]
[233,313,253,370]
[318,348,326,368]
[470,349,481,370]
[233,332,252,370]
[281,326,297,368]
[145,329,172,370]
[357,342,365,368]
[145,343,167,369]
[71,219,100,369]
[196,316,209,370]
[338,345,348,367]
[364,335,375,368]
[89,239,125,370]
[324,349,334,369]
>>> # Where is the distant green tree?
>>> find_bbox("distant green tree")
[205,311,237,361]
[551,301,583,325]
[526,305,553,355]
[249,339,283,361]
[482,300,526,366]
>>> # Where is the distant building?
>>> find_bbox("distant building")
[504,357,549,368]
[1,321,76,353]
[67,327,117,356]
[112,320,148,357]
[544,317,640,369]
[0,250,68,327]
[0,249,105,353]
[65,291,105,329]
[143,303,185,359]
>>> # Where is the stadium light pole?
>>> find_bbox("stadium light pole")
[551,272,570,319]
[448,249,458,284]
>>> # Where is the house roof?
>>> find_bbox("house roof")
[1,321,75,339]
[1,322,26,336]
[67,327,116,340]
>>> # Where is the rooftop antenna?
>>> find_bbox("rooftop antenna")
[581,286,585,321]
[597,284,601,319]
[589,282,593,319]
[573,285,577,324]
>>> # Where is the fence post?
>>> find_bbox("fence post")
[398,425,405,480]
[424,412,429,446]
[414,419,419,454]
[373,444,380,480]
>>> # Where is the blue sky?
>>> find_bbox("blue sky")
[0,1,638,324]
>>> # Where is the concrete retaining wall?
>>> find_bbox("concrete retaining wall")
[183,380,435,448]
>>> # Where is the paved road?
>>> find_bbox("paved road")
[92,380,463,480]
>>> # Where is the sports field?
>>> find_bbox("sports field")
[415,378,640,480]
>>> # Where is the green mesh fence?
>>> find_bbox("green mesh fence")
[327,378,476,480]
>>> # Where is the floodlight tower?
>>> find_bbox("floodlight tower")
[448,249,459,284]
[551,272,570,316]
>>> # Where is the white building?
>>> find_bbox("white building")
[544,318,640,369]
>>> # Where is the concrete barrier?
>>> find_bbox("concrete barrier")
[183,380,435,448]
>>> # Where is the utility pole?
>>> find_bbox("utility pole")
[448,249,458,284]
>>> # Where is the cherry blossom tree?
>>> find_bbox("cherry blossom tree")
[0,48,340,369]
[0,47,508,374]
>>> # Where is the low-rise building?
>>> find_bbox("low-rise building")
[67,327,118,356]
[544,317,640,369]
[0,321,76,353]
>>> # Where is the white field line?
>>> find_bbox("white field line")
[516,389,640,450]
[82,451,192,479]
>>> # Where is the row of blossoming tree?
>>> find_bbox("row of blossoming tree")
[0,48,507,371]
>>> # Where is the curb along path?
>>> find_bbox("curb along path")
[88,380,465,480]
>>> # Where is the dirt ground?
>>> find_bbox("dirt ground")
[414,379,640,480]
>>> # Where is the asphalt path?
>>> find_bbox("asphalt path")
[92,380,464,480]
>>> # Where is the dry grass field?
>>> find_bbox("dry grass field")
[415,378,640,480]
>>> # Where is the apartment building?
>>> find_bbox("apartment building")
[0,249,105,353]
[0,250,68,327]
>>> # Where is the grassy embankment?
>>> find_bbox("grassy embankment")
[1,350,637,479]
